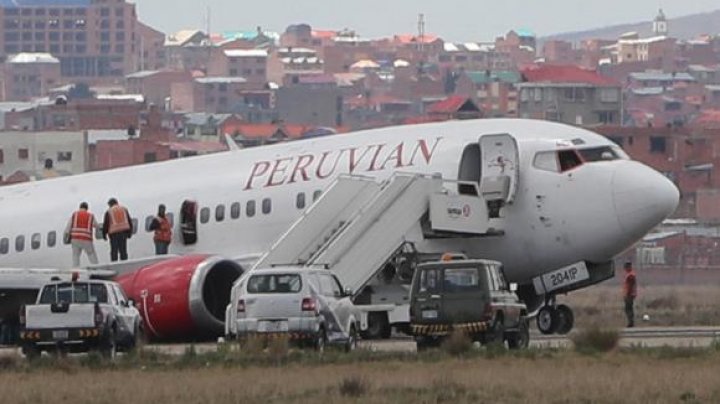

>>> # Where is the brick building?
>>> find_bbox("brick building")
[0,0,149,81]
[1,52,61,101]
[518,64,621,126]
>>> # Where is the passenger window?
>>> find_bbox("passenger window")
[558,150,583,172]
[94,228,103,241]
[15,235,25,252]
[230,202,241,219]
[296,193,306,210]
[262,198,271,215]
[200,207,210,224]
[47,231,56,248]
[246,200,256,217]
[166,213,174,226]
[131,218,138,235]
[0,238,8,254]
[313,190,322,202]
[31,233,41,250]
[216,204,225,222]
[533,151,559,172]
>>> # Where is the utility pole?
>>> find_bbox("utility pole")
[417,13,425,75]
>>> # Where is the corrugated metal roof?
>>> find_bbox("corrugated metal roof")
[224,49,268,58]
[466,70,521,84]
[630,72,695,82]
[195,77,247,84]
[0,0,90,6]
[9,53,59,64]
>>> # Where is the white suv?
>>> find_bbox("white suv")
[231,267,360,351]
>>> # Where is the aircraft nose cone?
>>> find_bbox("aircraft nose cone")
[613,162,679,240]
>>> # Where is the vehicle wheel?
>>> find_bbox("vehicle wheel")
[22,344,40,360]
[314,327,327,353]
[131,322,147,351]
[488,315,505,345]
[360,312,390,340]
[536,306,558,335]
[345,326,358,353]
[101,327,117,360]
[555,305,574,335]
[507,319,530,350]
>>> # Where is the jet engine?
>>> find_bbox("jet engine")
[115,255,243,341]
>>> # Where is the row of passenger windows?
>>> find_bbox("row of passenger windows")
[0,191,324,255]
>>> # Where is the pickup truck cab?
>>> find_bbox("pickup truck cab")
[230,267,360,352]
[19,277,143,359]
[409,258,529,350]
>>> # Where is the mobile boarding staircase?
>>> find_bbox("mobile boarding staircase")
[226,171,512,336]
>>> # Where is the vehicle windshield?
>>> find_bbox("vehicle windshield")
[247,274,302,294]
[38,283,109,304]
[443,267,483,292]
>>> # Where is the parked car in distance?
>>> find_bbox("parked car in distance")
[409,257,529,350]
[19,276,144,359]
[230,267,360,352]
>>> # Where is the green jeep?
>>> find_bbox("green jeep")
[409,258,529,350]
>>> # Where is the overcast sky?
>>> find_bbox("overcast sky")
[134,0,718,41]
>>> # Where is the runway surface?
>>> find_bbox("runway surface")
[2,326,719,356]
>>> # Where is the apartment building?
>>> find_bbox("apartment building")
[0,0,145,80]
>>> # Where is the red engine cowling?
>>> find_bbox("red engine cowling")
[116,255,243,341]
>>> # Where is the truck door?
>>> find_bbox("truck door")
[411,267,442,324]
[479,134,520,213]
[440,265,487,324]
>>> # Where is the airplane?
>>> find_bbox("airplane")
[0,118,679,340]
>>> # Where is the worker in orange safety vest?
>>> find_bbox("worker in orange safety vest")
[149,204,172,255]
[64,202,99,267]
[102,198,133,262]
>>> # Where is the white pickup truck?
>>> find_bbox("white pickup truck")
[19,277,143,359]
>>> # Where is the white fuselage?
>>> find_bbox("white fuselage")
[0,119,678,284]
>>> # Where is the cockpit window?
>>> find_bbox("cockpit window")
[578,146,621,162]
[558,150,583,172]
[533,151,559,172]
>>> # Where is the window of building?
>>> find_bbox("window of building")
[22,32,32,41]
[262,198,272,215]
[650,136,667,154]
[229,68,238,76]
[57,151,72,162]
[296,193,306,210]
[116,20,124,29]
[15,235,25,252]
[0,238,8,254]
[200,207,210,224]
[62,19,73,29]
[144,152,156,163]
[75,45,86,54]
[18,149,29,160]
[600,88,619,103]
[246,200,256,217]
[116,32,125,41]
[49,9,60,16]
[607,136,624,146]
[598,111,615,124]
[100,7,110,16]
[520,88,529,102]
[62,32,72,41]
[215,205,225,222]
[230,202,241,219]
[100,31,110,42]
[534,88,543,102]
[115,7,124,16]
[31,233,41,250]
[49,32,60,41]
[47,231,57,248]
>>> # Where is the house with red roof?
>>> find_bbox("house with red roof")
[426,96,482,120]
[517,64,622,126]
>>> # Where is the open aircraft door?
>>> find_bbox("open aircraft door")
[479,134,519,216]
